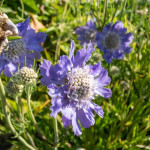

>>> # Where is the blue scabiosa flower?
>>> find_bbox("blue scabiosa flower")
[0,18,47,77]
[76,20,97,46]
[96,21,133,63]
[40,41,112,136]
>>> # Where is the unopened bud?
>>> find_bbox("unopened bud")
[110,66,120,77]
[6,80,24,97]
[120,81,129,91]
[17,67,37,85]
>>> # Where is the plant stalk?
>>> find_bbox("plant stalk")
[0,78,35,150]
[26,87,53,146]
[53,117,59,150]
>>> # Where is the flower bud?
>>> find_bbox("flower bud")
[0,11,18,36]
[110,66,120,77]
[6,80,24,97]
[17,67,38,85]
[120,81,129,91]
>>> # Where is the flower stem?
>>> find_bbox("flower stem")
[26,87,53,146]
[53,117,59,150]
[0,0,5,7]
[111,0,120,22]
[0,78,35,150]
[19,0,24,19]
[96,0,101,28]
[102,0,108,30]
[17,96,36,148]
[18,96,24,122]
[119,0,127,20]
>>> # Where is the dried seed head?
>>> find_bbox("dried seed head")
[0,12,18,36]
[6,80,24,97]
[0,35,8,54]
[17,67,38,85]
[0,12,18,54]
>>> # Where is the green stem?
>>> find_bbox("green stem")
[0,78,35,150]
[18,97,24,122]
[111,0,120,22]
[102,0,108,30]
[53,117,59,150]
[0,0,5,7]
[17,97,36,148]
[26,87,53,146]
[27,87,42,134]
[97,0,101,28]
[54,1,68,64]
[19,0,24,19]
[119,0,127,20]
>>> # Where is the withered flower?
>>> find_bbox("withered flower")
[0,11,18,54]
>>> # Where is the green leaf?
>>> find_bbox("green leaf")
[0,7,13,13]
[23,0,40,13]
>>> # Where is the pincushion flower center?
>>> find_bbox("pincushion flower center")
[105,33,120,50]
[2,38,25,61]
[67,67,95,102]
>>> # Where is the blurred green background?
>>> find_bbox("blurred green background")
[0,0,150,149]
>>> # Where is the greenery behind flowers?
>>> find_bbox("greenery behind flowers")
[0,0,150,149]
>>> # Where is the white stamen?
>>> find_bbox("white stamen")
[67,67,95,103]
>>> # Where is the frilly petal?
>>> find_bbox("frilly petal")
[16,18,30,37]
[77,108,95,128]
[4,62,17,77]
[72,114,82,136]
[69,40,75,63]
[90,62,104,77]
[62,115,72,127]
[95,87,112,98]
[95,69,111,86]
[90,102,104,118]
[23,29,47,52]
[50,97,63,118]
[73,43,95,67]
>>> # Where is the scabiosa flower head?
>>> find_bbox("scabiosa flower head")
[76,20,97,46]
[40,41,112,135]
[16,67,37,85]
[6,80,24,97]
[0,18,47,77]
[96,21,133,63]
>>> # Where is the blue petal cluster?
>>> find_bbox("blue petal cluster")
[40,41,112,135]
[76,20,97,46]
[0,18,47,77]
[96,21,133,63]
[76,20,133,63]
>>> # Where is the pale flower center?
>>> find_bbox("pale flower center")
[105,33,120,50]
[17,67,38,85]
[67,67,95,102]
[2,38,25,62]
